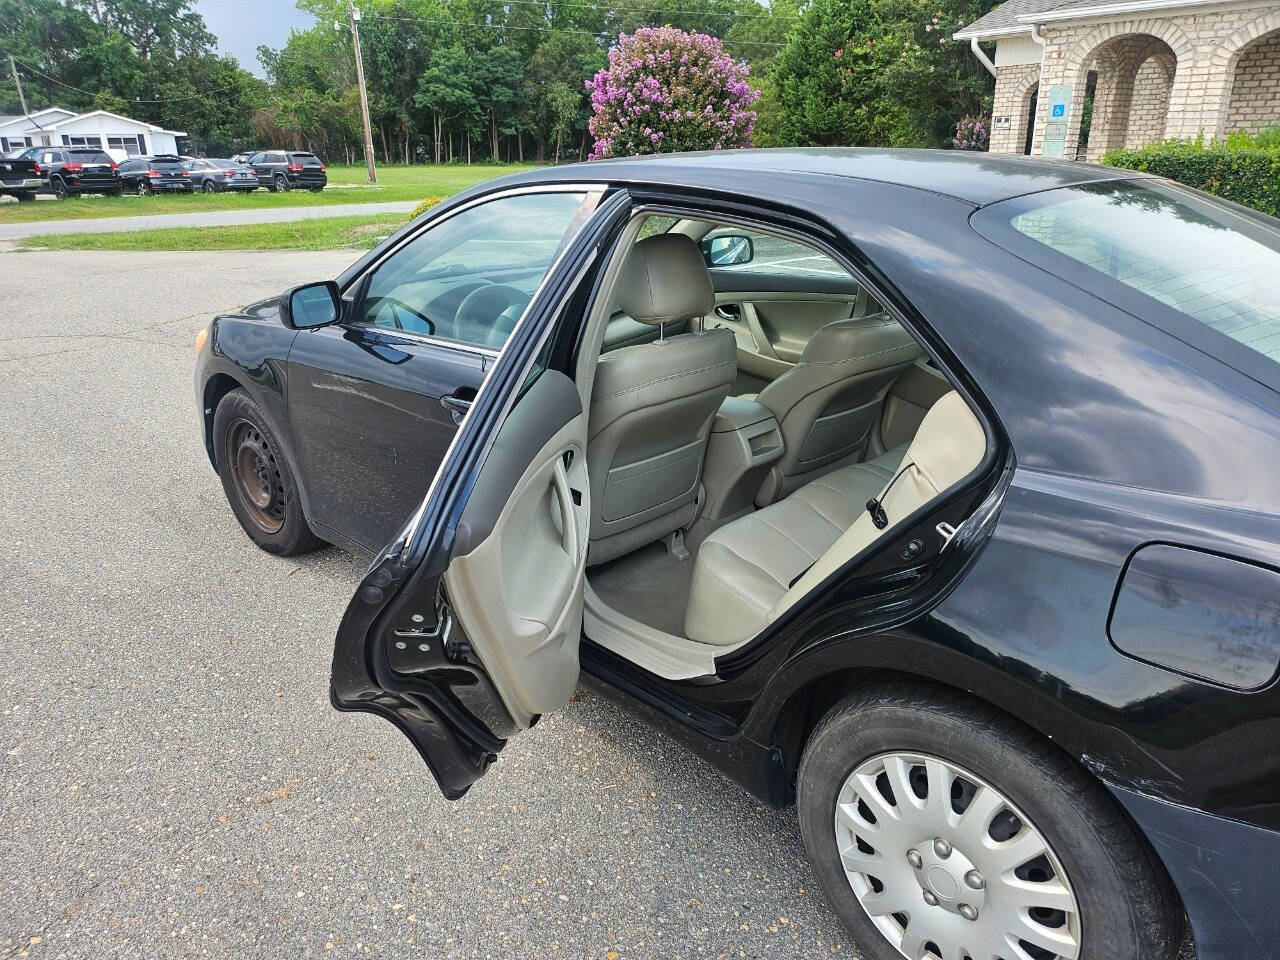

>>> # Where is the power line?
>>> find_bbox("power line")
[458,0,798,24]
[8,55,251,104]
[363,13,789,48]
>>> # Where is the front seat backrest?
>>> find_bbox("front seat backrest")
[754,313,922,504]
[586,234,737,565]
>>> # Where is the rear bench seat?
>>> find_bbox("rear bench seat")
[683,392,984,646]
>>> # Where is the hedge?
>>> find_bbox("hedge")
[1103,131,1280,218]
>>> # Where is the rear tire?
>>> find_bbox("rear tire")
[273,174,289,193]
[14,192,35,202]
[137,179,150,196]
[796,683,1182,960]
[203,180,217,193]
[51,177,68,199]
[213,389,322,556]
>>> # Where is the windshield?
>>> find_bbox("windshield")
[989,181,1280,366]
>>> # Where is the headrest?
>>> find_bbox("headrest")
[616,234,715,326]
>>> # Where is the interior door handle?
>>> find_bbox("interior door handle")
[552,457,579,563]
[714,304,741,322]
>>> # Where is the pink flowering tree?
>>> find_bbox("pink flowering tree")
[952,116,990,151]
[586,27,760,160]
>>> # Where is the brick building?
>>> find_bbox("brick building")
[955,0,1280,158]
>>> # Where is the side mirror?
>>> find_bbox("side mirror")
[280,280,341,330]
[700,234,754,267]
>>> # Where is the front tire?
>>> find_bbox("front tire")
[796,684,1181,960]
[213,389,321,556]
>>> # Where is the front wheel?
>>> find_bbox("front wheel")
[212,389,322,556]
[797,684,1182,960]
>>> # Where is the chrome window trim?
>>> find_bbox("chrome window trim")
[345,321,502,360]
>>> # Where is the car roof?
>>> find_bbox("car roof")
[507,147,1146,207]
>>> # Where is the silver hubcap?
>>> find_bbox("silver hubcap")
[834,752,1081,960]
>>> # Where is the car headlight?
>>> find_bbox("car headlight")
[195,326,209,354]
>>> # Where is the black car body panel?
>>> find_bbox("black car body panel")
[197,150,1280,959]
[0,155,44,197]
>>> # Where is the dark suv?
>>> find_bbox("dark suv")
[117,155,192,194]
[21,147,120,198]
[247,151,326,192]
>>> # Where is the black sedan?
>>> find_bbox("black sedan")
[194,149,1280,960]
[117,155,191,194]
[183,158,259,193]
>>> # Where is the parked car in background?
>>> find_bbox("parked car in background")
[0,153,45,201]
[118,155,192,194]
[17,146,119,198]
[196,150,1280,960]
[246,150,326,192]
[230,151,254,164]
[184,158,259,193]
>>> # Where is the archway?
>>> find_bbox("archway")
[1081,35,1177,161]
[1225,28,1280,136]
[1023,83,1039,155]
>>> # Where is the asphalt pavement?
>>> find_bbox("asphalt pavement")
[0,202,419,240]
[0,251,858,959]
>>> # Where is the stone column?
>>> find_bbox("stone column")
[990,64,1041,154]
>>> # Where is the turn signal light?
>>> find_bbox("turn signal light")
[195,326,209,355]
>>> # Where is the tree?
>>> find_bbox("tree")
[760,0,998,148]
[585,27,760,160]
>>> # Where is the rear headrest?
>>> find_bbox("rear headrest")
[616,234,715,326]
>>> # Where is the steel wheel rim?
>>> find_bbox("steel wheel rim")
[834,751,1081,960]
[227,418,286,534]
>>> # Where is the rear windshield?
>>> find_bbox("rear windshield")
[290,153,322,166]
[68,150,113,164]
[211,159,240,169]
[980,181,1280,370]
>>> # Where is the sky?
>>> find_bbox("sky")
[194,0,316,76]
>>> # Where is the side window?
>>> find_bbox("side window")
[249,153,264,164]
[270,152,285,164]
[358,191,601,350]
[702,226,847,278]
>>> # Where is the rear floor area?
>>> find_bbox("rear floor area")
[587,541,696,638]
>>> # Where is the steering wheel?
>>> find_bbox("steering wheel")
[452,284,531,348]
[369,295,434,335]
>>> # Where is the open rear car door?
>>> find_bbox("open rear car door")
[331,188,631,799]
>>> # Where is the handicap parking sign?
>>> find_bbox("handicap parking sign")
[1052,104,1066,118]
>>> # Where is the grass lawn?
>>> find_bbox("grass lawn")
[18,213,409,252]
[0,163,538,225]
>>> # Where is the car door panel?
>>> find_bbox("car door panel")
[706,292,859,383]
[444,372,588,727]
[330,187,631,800]
[286,323,488,553]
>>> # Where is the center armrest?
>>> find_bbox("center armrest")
[712,395,774,433]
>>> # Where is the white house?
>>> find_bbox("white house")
[0,106,186,159]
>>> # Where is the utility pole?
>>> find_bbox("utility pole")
[345,0,378,184]
[8,56,29,117]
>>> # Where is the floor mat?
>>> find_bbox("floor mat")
[587,541,696,637]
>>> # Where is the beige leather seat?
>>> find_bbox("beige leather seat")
[753,314,923,505]
[587,234,737,566]
[684,391,984,646]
